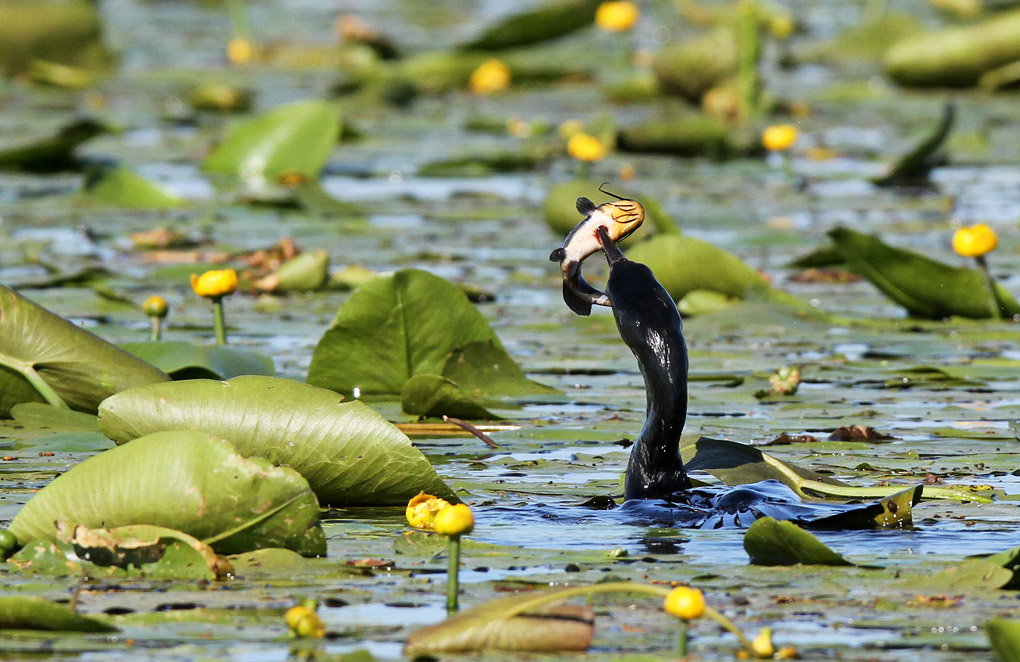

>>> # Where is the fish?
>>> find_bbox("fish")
[549,188,645,316]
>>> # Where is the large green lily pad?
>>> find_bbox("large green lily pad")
[202,99,341,182]
[829,227,1020,319]
[8,429,325,556]
[625,235,766,302]
[743,517,855,566]
[121,341,275,380]
[97,375,455,505]
[0,596,116,633]
[307,268,553,397]
[0,284,170,417]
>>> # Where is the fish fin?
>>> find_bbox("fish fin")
[576,197,597,215]
[563,280,594,316]
[549,247,566,263]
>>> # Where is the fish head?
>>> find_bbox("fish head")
[599,199,644,242]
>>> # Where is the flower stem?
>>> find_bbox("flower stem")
[976,255,1006,320]
[446,535,461,613]
[704,605,755,653]
[212,298,228,345]
[677,618,688,657]
[150,317,162,342]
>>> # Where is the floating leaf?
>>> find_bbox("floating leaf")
[743,517,854,566]
[900,560,1014,591]
[443,340,556,397]
[626,235,765,302]
[401,374,501,420]
[121,341,275,380]
[829,227,1020,319]
[988,619,1020,662]
[254,249,330,293]
[81,166,184,209]
[307,269,552,397]
[202,99,341,182]
[873,103,954,187]
[617,111,739,158]
[97,375,455,505]
[0,118,108,171]
[0,596,115,633]
[0,284,170,416]
[8,429,325,556]
[458,0,601,51]
[10,402,99,431]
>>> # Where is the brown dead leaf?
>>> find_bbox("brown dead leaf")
[827,425,895,442]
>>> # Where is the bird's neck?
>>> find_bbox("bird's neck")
[624,333,691,499]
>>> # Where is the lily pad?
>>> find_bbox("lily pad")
[443,340,557,397]
[625,235,766,302]
[458,0,601,51]
[401,374,501,420]
[0,284,170,417]
[121,341,275,380]
[81,166,184,209]
[202,99,341,182]
[254,249,330,293]
[873,103,953,187]
[97,375,455,505]
[743,517,854,566]
[987,619,1020,662]
[829,227,1020,319]
[307,268,553,397]
[8,429,325,556]
[0,118,108,171]
[0,596,115,633]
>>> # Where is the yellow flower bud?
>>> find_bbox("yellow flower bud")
[285,606,325,638]
[768,14,795,40]
[469,59,511,95]
[406,491,451,530]
[227,37,255,65]
[285,605,313,631]
[566,132,608,162]
[190,269,238,299]
[762,124,798,152]
[596,1,640,32]
[433,503,474,537]
[663,586,705,620]
[142,295,169,319]
[952,223,998,258]
[752,627,776,658]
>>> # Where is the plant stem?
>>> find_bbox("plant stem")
[22,365,69,409]
[150,317,162,342]
[976,255,1006,320]
[226,0,253,40]
[736,0,760,124]
[678,619,688,657]
[446,535,461,613]
[704,605,755,653]
[212,298,228,345]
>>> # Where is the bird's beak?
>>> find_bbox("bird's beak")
[597,226,626,266]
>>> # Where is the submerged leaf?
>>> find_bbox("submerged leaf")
[0,284,170,416]
[743,517,854,566]
[829,227,1020,319]
[8,429,325,556]
[97,375,455,505]
[307,268,552,397]
[0,596,116,633]
[121,341,275,380]
[202,99,341,182]
[401,374,501,420]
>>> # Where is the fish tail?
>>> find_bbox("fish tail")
[563,280,594,316]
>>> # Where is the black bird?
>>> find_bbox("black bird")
[589,227,916,529]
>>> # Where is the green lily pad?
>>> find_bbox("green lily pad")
[443,340,557,397]
[0,596,116,633]
[255,249,330,293]
[97,375,455,505]
[987,619,1020,662]
[202,99,341,182]
[625,235,766,302]
[10,402,100,431]
[899,559,1014,591]
[743,517,854,566]
[81,166,184,209]
[617,111,740,158]
[873,103,954,186]
[0,117,108,171]
[8,429,325,556]
[829,227,1020,319]
[120,341,275,380]
[401,374,501,420]
[307,268,553,398]
[458,0,601,51]
[0,284,170,417]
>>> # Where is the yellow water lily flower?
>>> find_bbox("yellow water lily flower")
[663,586,705,619]
[762,124,799,152]
[596,1,640,32]
[567,132,608,162]
[406,491,451,530]
[285,605,324,638]
[433,503,474,537]
[227,37,254,65]
[952,223,998,258]
[190,269,238,299]
[469,59,511,95]
[751,627,776,658]
[142,295,168,319]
